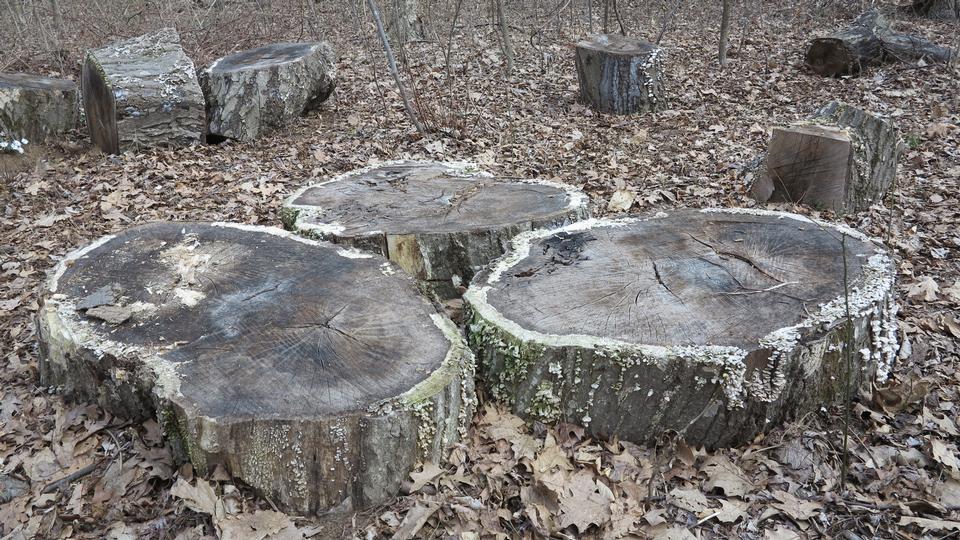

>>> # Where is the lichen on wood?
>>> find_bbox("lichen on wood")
[464,209,898,448]
[0,73,77,144]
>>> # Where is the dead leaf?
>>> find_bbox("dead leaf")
[702,454,753,497]
[771,490,822,521]
[170,477,218,515]
[899,516,960,532]
[668,488,710,513]
[608,189,636,213]
[931,439,960,479]
[393,503,439,540]
[907,276,939,301]
[406,461,444,493]
[556,470,614,531]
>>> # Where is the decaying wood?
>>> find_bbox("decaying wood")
[82,28,205,154]
[0,72,77,143]
[465,209,898,448]
[909,0,960,19]
[38,222,476,515]
[806,9,954,77]
[201,42,336,142]
[752,101,902,213]
[575,34,666,114]
[282,160,590,297]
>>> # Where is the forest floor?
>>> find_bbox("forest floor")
[1,0,959,538]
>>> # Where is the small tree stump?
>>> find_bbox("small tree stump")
[283,160,590,297]
[0,73,77,144]
[806,9,954,77]
[751,102,902,213]
[38,223,475,514]
[910,0,960,19]
[201,42,337,142]
[465,209,898,448]
[575,34,666,115]
[82,28,205,154]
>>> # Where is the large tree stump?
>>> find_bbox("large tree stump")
[82,28,205,154]
[806,9,954,77]
[201,42,336,142]
[910,0,960,19]
[282,160,590,297]
[465,209,898,448]
[575,34,666,115]
[751,102,902,213]
[0,73,77,144]
[38,223,475,515]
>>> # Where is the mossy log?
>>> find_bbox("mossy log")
[38,223,475,515]
[0,73,77,143]
[806,9,954,77]
[464,209,898,448]
[909,0,960,19]
[201,42,336,142]
[282,160,590,298]
[81,28,205,154]
[575,34,666,115]
[751,101,902,213]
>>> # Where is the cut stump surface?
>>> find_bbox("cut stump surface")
[38,222,475,515]
[575,34,666,115]
[202,42,336,141]
[0,72,77,143]
[283,160,589,296]
[465,209,898,448]
[82,28,205,154]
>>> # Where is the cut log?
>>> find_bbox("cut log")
[575,34,666,115]
[465,209,898,448]
[201,42,337,142]
[282,160,590,298]
[82,28,205,154]
[909,0,960,19]
[0,73,77,144]
[806,9,954,77]
[751,101,902,213]
[385,0,423,43]
[38,223,475,515]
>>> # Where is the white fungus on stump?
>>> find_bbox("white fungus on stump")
[0,72,77,144]
[575,34,666,115]
[81,28,205,154]
[200,42,337,142]
[282,160,590,297]
[464,208,898,448]
[38,222,475,515]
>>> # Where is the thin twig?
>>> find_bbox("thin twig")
[365,0,426,135]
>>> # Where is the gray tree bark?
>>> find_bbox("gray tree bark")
[464,209,899,449]
[201,42,337,142]
[575,34,666,114]
[0,73,77,143]
[81,28,205,154]
[910,0,960,19]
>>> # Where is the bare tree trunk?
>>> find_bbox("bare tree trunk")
[719,0,731,68]
[366,0,426,134]
[495,0,515,74]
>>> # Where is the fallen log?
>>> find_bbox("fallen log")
[201,42,336,142]
[38,223,475,515]
[751,101,902,213]
[282,160,590,297]
[0,73,77,144]
[464,209,898,448]
[575,34,667,114]
[806,9,954,76]
[82,28,205,153]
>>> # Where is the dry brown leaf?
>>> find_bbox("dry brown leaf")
[931,439,960,479]
[668,488,710,513]
[217,509,302,540]
[170,477,218,515]
[907,276,939,302]
[899,516,960,532]
[771,490,822,521]
[702,454,753,497]
[406,461,445,493]
[393,503,439,540]
[556,470,614,531]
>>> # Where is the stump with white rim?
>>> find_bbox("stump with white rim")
[575,34,666,115]
[464,209,898,448]
[751,101,902,213]
[0,73,77,143]
[82,28,205,154]
[201,42,337,142]
[282,160,590,298]
[38,222,475,515]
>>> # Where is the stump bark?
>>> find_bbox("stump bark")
[282,160,590,298]
[38,223,475,515]
[464,209,898,448]
[201,42,337,142]
[806,9,954,77]
[0,73,77,144]
[910,0,960,19]
[751,101,902,213]
[575,34,666,115]
[82,28,205,154]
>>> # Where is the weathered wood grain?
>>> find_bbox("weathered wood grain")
[575,34,666,114]
[82,28,205,154]
[201,42,336,142]
[465,209,898,448]
[38,223,475,515]
[0,73,77,143]
[283,160,590,297]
